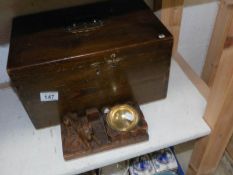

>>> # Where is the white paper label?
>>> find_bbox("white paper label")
[40,92,58,102]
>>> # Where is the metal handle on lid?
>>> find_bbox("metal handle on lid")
[65,19,104,34]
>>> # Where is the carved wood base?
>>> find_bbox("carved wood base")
[61,102,149,160]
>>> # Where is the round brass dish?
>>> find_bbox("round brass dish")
[106,104,139,132]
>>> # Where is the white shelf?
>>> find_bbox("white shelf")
[0,60,210,175]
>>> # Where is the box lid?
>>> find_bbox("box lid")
[7,0,172,70]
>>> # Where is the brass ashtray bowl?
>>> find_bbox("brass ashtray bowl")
[106,104,139,132]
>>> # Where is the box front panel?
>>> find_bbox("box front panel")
[10,40,172,128]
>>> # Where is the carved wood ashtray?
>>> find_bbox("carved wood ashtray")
[61,102,149,160]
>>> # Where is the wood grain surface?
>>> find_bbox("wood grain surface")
[202,0,233,86]
[187,47,233,175]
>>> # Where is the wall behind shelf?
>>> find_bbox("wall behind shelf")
[178,0,219,77]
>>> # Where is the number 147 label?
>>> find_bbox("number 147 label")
[40,92,59,102]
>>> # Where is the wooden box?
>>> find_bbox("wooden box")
[7,0,173,129]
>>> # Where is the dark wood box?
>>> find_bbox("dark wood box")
[7,0,173,129]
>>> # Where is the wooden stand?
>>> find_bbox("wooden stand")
[61,102,149,160]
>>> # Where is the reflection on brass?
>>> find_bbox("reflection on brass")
[106,104,139,132]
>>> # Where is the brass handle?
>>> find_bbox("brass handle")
[65,19,104,34]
